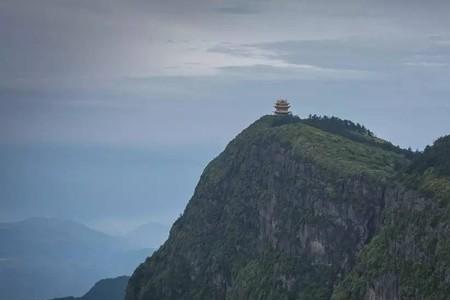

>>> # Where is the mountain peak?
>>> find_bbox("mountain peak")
[233,114,409,179]
[124,116,450,300]
[125,116,417,300]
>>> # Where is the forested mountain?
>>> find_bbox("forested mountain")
[125,115,450,300]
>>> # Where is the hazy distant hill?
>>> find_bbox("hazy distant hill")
[49,276,129,300]
[0,218,153,300]
[124,221,169,249]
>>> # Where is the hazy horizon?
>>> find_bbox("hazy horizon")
[2,0,450,235]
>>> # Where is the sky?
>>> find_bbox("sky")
[1,0,450,234]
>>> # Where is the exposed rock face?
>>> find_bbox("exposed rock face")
[364,273,400,300]
[332,137,450,300]
[125,116,450,300]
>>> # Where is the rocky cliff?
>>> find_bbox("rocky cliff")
[333,135,450,300]
[126,115,450,300]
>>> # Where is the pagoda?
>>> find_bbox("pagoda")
[274,99,291,115]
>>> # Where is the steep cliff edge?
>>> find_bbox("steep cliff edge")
[332,135,450,300]
[126,115,416,300]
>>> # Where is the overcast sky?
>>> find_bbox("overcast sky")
[1,0,450,234]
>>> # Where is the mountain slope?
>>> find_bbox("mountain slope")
[126,115,412,300]
[332,135,450,299]
[50,276,129,300]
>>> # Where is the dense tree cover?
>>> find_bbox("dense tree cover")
[408,135,450,178]
[269,114,416,159]
[305,114,375,137]
[333,135,450,300]
[126,114,450,300]
[400,135,450,202]
[302,115,417,159]
[126,115,411,300]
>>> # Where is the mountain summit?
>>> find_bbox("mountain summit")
[126,115,450,300]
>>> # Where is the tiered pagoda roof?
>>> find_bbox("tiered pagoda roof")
[274,99,291,115]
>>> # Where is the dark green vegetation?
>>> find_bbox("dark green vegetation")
[49,276,129,300]
[126,115,450,300]
[333,135,450,300]
[408,135,450,178]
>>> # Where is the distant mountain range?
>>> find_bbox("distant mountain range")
[49,276,129,300]
[124,221,170,249]
[0,217,168,300]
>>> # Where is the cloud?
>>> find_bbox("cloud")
[2,0,450,236]
[209,35,450,77]
[218,64,373,81]
[214,6,260,15]
[1,0,450,149]
[208,43,270,58]
[404,62,448,68]
[3,0,450,92]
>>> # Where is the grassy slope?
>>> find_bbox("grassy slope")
[241,115,409,179]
